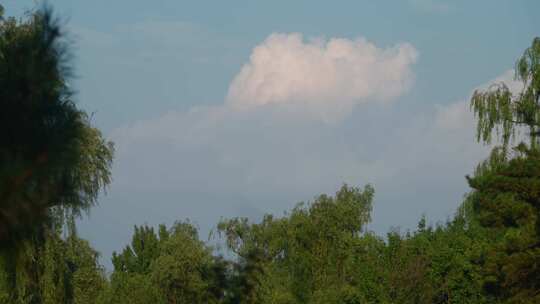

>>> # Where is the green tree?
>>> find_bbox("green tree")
[108,224,168,303]
[150,227,210,303]
[99,272,162,304]
[65,231,108,304]
[471,37,540,149]
[0,6,113,302]
[467,145,540,302]
[468,37,540,302]
[112,225,163,275]
[107,222,228,304]
[0,5,114,247]
[0,225,107,304]
[218,184,375,304]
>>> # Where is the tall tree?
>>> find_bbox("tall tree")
[468,37,540,302]
[0,6,113,302]
[0,6,114,246]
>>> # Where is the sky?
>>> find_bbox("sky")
[3,0,539,269]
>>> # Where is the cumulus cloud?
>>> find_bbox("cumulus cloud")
[226,33,418,121]
[100,69,521,239]
[80,31,518,269]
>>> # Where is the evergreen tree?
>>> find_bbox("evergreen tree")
[468,37,540,302]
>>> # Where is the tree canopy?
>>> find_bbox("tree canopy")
[0,6,114,246]
[467,37,540,303]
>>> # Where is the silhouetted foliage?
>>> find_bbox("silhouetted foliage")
[0,5,113,247]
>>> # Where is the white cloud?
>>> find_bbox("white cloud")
[104,68,520,236]
[82,30,520,268]
[226,33,418,121]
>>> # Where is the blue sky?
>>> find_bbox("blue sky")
[3,0,539,268]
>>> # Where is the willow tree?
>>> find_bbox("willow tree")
[0,6,114,246]
[0,6,114,301]
[471,37,540,149]
[468,37,540,302]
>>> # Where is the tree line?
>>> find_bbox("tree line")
[1,6,539,304]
